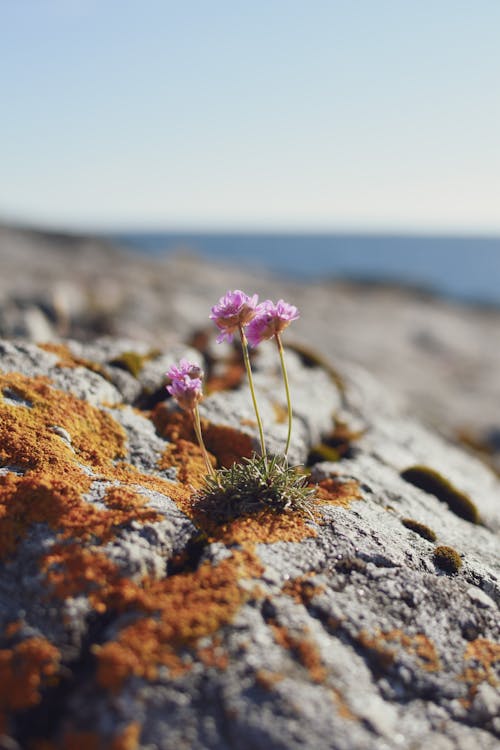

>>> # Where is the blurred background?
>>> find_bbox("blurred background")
[0,1,499,466]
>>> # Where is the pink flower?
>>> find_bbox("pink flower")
[167,375,203,411]
[209,290,259,343]
[246,299,300,347]
[166,358,204,381]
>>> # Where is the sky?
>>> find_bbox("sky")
[1,1,499,233]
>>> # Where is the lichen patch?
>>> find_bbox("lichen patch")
[0,637,61,734]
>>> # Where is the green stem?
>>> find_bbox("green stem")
[191,405,216,479]
[276,333,293,458]
[239,325,267,462]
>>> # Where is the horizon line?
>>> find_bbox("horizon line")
[2,215,500,241]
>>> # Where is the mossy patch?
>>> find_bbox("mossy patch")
[433,545,462,574]
[308,420,364,465]
[401,517,437,542]
[400,465,480,524]
[109,349,160,379]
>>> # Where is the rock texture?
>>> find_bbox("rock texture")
[1,223,500,474]
[0,336,498,750]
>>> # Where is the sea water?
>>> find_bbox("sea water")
[113,232,500,306]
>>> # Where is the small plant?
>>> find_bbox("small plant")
[167,290,315,520]
[246,298,299,457]
[166,359,216,479]
[433,545,462,574]
[209,290,267,461]
[195,454,316,521]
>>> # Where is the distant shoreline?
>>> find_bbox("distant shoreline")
[110,230,500,308]
[2,221,500,309]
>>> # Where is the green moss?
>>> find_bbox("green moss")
[401,517,437,542]
[433,545,462,574]
[307,421,363,466]
[110,348,162,379]
[110,351,145,378]
[400,465,480,524]
[308,443,341,464]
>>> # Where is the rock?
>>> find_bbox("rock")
[0,335,499,750]
[2,221,500,466]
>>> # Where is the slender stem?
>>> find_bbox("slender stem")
[239,325,267,462]
[276,333,293,458]
[191,406,216,478]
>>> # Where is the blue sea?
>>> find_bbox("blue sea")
[113,232,500,307]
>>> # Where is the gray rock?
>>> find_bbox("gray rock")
[0,335,499,749]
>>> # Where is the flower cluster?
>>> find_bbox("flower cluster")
[166,289,309,517]
[246,299,299,347]
[209,291,299,348]
[166,359,204,412]
[210,290,299,458]
[166,358,214,477]
[209,290,259,343]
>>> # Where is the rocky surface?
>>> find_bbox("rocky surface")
[1,222,500,475]
[0,335,498,749]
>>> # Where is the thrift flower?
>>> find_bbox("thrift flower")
[246,300,300,347]
[167,375,203,412]
[209,290,259,343]
[247,298,299,458]
[210,289,266,461]
[167,358,204,381]
[166,361,215,478]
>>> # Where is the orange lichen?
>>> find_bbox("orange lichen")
[357,629,441,673]
[202,422,254,468]
[0,365,361,743]
[111,723,141,750]
[314,478,361,509]
[255,669,284,690]
[94,550,262,691]
[38,342,109,379]
[271,402,288,424]
[153,403,254,469]
[271,624,327,684]
[330,689,357,721]
[159,438,214,488]
[205,362,245,393]
[0,637,60,733]
[4,620,23,638]
[0,372,126,471]
[151,403,195,443]
[459,638,500,706]
[282,574,325,605]
[196,637,230,671]
[196,507,318,545]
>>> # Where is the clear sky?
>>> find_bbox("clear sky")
[1,1,499,232]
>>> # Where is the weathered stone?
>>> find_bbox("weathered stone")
[0,333,499,750]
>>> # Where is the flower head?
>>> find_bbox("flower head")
[246,299,299,347]
[166,358,204,382]
[167,375,203,411]
[209,290,259,343]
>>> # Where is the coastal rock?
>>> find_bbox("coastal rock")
[0,336,499,749]
[2,223,500,475]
